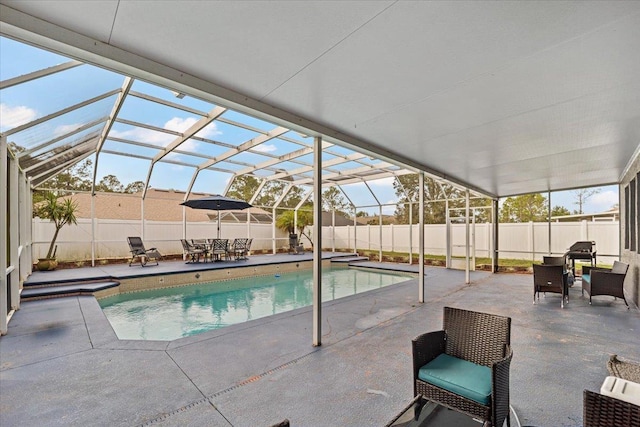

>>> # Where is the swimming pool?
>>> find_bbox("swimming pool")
[99,266,413,341]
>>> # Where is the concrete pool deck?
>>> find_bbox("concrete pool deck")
[2,259,639,426]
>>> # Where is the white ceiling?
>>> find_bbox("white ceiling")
[2,1,640,198]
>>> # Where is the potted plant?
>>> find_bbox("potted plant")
[34,192,78,271]
[275,210,314,249]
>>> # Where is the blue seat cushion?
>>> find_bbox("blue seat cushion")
[582,274,590,284]
[418,353,491,405]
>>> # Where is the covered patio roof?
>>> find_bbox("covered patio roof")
[2,1,639,198]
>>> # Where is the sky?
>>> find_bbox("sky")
[1,36,618,216]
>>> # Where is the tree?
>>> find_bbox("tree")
[499,194,548,223]
[322,187,350,215]
[227,175,261,202]
[276,210,314,247]
[394,174,490,224]
[34,192,78,260]
[97,174,124,193]
[356,211,368,217]
[124,181,146,194]
[280,185,306,208]
[573,188,600,214]
[551,205,571,217]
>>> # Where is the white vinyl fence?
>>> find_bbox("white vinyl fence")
[32,218,289,261]
[34,218,619,265]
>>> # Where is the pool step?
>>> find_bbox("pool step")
[331,256,369,264]
[21,280,119,301]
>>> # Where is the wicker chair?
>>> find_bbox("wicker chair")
[533,264,569,308]
[584,389,640,427]
[413,307,512,427]
[582,261,629,307]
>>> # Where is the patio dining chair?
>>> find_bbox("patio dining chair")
[229,238,251,260]
[192,239,211,262]
[127,237,161,267]
[209,238,229,261]
[413,306,512,427]
[181,239,205,263]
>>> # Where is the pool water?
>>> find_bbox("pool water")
[99,266,413,341]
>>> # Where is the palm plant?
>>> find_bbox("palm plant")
[276,210,314,248]
[35,192,78,260]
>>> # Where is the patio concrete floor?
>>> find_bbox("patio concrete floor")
[1,257,639,427]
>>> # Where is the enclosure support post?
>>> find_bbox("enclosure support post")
[312,136,323,347]
[409,202,413,265]
[492,199,499,273]
[91,195,95,266]
[548,190,552,255]
[419,172,425,303]
[9,155,19,311]
[1,139,9,334]
[465,189,470,284]
[445,199,451,268]
[379,205,383,262]
[272,207,277,255]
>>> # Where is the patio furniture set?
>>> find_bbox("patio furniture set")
[180,238,252,263]
[532,241,630,309]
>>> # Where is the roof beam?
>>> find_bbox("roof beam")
[23,138,97,173]
[0,59,82,89]
[16,116,107,159]
[293,160,396,185]
[195,125,289,172]
[92,76,134,195]
[1,89,120,137]
[265,152,367,182]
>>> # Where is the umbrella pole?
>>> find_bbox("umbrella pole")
[218,212,221,239]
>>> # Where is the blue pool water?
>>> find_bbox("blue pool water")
[99,266,413,341]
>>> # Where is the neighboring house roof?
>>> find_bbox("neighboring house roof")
[65,189,271,222]
[551,209,619,222]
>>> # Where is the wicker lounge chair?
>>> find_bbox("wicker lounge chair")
[127,237,161,267]
[582,261,629,307]
[181,239,205,263]
[533,264,569,308]
[413,307,512,427]
[584,389,640,427]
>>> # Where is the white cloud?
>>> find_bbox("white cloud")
[590,190,618,211]
[253,144,277,153]
[0,103,38,130]
[110,117,221,150]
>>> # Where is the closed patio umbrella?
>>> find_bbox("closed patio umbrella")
[180,195,252,238]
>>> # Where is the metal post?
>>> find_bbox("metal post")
[379,205,383,262]
[445,199,451,268]
[548,190,552,255]
[465,189,470,284]
[419,172,425,303]
[492,199,499,273]
[409,202,413,265]
[312,136,323,346]
[332,209,335,252]
[272,207,277,254]
[9,155,19,310]
[353,212,357,254]
[91,194,96,266]
[1,139,8,334]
